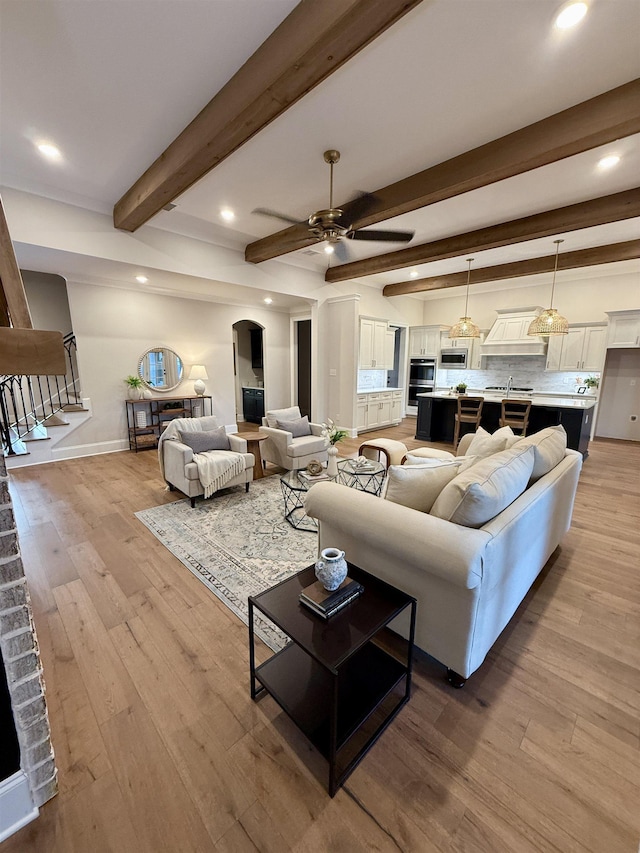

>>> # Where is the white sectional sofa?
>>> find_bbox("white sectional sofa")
[305,426,582,685]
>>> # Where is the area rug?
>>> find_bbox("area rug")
[135,476,318,650]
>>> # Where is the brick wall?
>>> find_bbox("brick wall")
[0,456,57,807]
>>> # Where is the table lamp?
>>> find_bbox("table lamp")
[189,364,208,396]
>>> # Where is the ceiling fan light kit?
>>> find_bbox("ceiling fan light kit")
[449,258,480,339]
[527,239,570,336]
[253,149,414,261]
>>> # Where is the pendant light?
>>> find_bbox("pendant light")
[528,240,569,336]
[449,258,480,339]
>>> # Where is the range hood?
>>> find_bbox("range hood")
[481,308,548,357]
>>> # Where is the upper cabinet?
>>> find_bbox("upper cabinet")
[606,310,640,348]
[359,318,393,369]
[409,326,442,358]
[545,324,607,372]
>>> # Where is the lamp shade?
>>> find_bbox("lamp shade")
[449,258,480,339]
[188,364,208,396]
[527,239,569,336]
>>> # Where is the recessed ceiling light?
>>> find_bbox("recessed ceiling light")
[410,270,418,278]
[597,154,620,170]
[554,2,588,29]
[264,297,273,304]
[36,141,62,161]
[220,208,235,222]
[324,243,335,255]
[135,275,148,284]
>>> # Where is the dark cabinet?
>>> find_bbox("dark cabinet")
[243,388,265,424]
[250,328,263,369]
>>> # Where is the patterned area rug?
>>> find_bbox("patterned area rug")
[135,476,318,651]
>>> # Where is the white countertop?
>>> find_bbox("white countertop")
[356,387,403,393]
[242,386,264,391]
[420,390,596,409]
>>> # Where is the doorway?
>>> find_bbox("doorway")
[232,320,265,424]
[296,319,311,418]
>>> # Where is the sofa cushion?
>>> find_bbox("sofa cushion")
[465,425,513,459]
[383,457,475,513]
[265,406,301,428]
[512,425,567,481]
[179,427,230,452]
[405,448,456,463]
[430,444,535,528]
[275,415,312,437]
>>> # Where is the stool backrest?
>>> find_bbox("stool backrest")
[501,399,532,424]
[457,396,484,419]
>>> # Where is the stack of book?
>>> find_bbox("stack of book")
[298,470,330,482]
[299,577,364,619]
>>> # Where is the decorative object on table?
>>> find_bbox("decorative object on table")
[584,375,599,393]
[299,576,363,619]
[455,382,468,394]
[306,459,324,476]
[142,388,153,399]
[298,469,330,482]
[353,455,375,471]
[189,364,209,396]
[449,258,480,339]
[135,410,147,429]
[527,239,569,336]
[321,418,348,477]
[125,375,144,399]
[315,546,348,591]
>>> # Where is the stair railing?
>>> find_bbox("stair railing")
[1,333,81,456]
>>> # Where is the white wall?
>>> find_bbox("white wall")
[596,348,640,440]
[60,282,291,451]
[22,271,72,334]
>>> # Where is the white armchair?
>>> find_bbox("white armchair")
[260,406,328,471]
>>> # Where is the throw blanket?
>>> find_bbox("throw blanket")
[158,417,245,498]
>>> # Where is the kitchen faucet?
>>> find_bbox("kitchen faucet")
[506,376,513,398]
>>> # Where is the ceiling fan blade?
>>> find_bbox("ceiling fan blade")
[347,228,415,243]
[251,207,301,225]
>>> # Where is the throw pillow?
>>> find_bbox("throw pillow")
[275,415,312,437]
[466,425,512,459]
[430,444,535,528]
[383,457,475,513]
[404,448,456,464]
[179,427,230,453]
[265,406,300,428]
[511,425,567,481]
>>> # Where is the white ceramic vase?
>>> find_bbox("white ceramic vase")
[315,547,348,591]
[326,445,339,478]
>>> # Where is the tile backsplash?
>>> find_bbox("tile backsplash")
[357,369,388,390]
[439,356,600,392]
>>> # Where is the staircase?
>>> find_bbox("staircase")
[1,334,91,467]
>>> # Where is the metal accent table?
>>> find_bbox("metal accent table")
[248,562,416,797]
[279,469,336,532]
[337,458,386,495]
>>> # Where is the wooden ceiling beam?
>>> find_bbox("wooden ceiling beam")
[113,0,424,232]
[324,188,640,282]
[383,240,640,296]
[246,78,640,264]
[0,195,32,329]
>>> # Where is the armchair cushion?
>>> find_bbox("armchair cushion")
[179,427,230,452]
[286,434,327,459]
[265,406,301,428]
[275,415,311,437]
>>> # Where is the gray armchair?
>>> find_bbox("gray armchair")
[260,406,328,471]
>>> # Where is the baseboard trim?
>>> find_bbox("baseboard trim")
[51,439,129,460]
[0,771,38,843]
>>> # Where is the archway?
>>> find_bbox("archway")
[232,320,264,424]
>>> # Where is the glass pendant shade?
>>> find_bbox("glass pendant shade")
[449,259,480,339]
[528,239,569,336]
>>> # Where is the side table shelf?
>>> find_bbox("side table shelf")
[126,395,212,452]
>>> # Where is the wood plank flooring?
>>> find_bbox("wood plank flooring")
[3,422,639,852]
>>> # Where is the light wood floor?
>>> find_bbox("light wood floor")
[3,421,640,852]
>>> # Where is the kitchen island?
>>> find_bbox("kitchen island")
[416,391,596,457]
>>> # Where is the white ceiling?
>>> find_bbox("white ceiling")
[1,0,639,302]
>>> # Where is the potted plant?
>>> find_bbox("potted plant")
[125,375,144,399]
[584,375,599,393]
[321,418,349,477]
[455,382,468,394]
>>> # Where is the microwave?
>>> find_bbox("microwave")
[439,348,468,368]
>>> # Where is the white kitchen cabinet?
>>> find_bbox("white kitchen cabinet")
[409,326,440,357]
[468,333,487,369]
[606,310,640,348]
[356,391,401,432]
[545,324,607,372]
[359,319,392,368]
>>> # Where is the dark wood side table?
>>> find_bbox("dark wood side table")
[248,562,416,796]
[233,431,268,478]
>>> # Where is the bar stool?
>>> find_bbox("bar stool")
[453,396,484,448]
[499,399,532,436]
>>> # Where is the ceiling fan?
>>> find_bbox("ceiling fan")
[252,150,414,262]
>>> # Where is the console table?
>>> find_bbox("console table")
[125,395,212,451]
[249,562,416,796]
